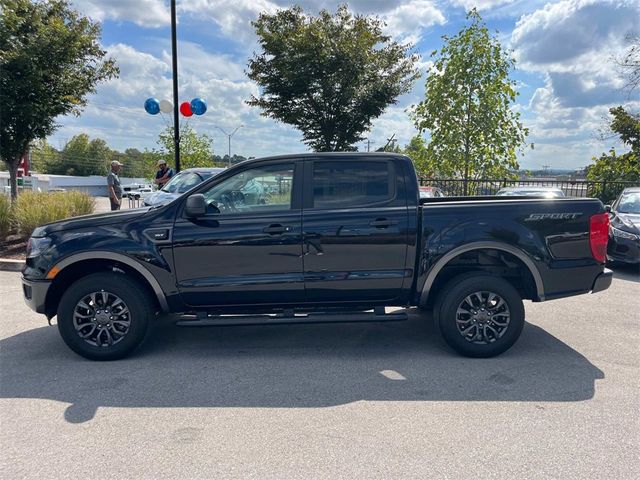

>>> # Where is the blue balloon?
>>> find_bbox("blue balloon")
[190,97,207,115]
[144,97,160,115]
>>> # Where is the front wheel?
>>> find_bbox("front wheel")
[57,272,153,360]
[435,274,525,358]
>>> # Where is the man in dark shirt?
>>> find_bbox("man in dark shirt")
[107,161,123,211]
[154,160,174,189]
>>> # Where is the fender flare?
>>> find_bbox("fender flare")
[419,241,545,306]
[50,251,170,312]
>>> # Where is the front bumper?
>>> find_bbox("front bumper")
[591,268,613,294]
[607,235,640,264]
[22,277,52,315]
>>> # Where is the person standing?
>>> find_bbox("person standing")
[154,159,174,189]
[107,160,124,211]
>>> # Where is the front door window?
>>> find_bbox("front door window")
[202,164,294,215]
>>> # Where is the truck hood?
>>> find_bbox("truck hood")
[32,207,151,237]
[143,190,180,207]
[612,212,640,233]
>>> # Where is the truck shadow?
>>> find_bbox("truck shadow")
[0,310,604,424]
[609,264,639,283]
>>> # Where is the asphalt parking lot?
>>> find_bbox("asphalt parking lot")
[1,267,638,479]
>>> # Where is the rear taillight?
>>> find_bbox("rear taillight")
[589,213,609,263]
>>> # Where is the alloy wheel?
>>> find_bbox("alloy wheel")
[72,291,131,347]
[455,291,511,344]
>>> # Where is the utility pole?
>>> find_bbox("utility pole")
[170,0,180,172]
[365,138,375,152]
[215,125,244,167]
[381,133,396,152]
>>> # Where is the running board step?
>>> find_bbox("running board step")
[175,309,408,327]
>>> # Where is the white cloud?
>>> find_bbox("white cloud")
[450,0,515,11]
[48,41,305,158]
[179,0,279,44]
[510,0,639,167]
[179,0,446,47]
[104,44,171,99]
[161,41,246,82]
[381,1,446,44]
[71,0,170,27]
[511,0,638,74]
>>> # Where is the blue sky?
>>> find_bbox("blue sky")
[52,0,640,170]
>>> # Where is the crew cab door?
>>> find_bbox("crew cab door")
[172,161,304,307]
[302,158,410,303]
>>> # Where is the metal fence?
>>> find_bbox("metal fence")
[418,178,640,203]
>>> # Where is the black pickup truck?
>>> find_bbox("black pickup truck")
[22,153,612,360]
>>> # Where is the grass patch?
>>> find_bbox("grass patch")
[13,191,95,238]
[0,194,11,239]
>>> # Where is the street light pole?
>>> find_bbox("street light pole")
[170,0,180,172]
[215,125,244,167]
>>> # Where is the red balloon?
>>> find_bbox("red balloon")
[180,101,193,117]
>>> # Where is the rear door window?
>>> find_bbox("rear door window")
[312,161,395,209]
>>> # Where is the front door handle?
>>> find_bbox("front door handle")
[369,218,394,228]
[263,224,291,235]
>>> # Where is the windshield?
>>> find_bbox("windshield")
[161,172,203,194]
[617,193,640,214]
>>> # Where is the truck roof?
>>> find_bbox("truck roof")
[239,152,411,166]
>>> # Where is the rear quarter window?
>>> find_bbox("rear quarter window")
[312,161,396,209]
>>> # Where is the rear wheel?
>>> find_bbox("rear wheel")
[57,272,153,360]
[435,274,525,358]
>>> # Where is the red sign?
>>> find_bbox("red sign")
[18,150,30,177]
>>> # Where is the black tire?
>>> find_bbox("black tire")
[57,272,153,360]
[435,274,525,358]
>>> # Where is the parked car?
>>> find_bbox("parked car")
[122,183,154,200]
[496,186,565,198]
[606,187,640,265]
[142,167,225,207]
[419,186,445,199]
[22,153,611,361]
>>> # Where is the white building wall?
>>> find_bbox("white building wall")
[0,172,150,196]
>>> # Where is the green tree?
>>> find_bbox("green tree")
[87,138,113,174]
[55,134,110,176]
[403,135,436,178]
[29,139,60,173]
[0,0,118,199]
[615,34,640,94]
[154,126,214,173]
[588,149,639,183]
[247,5,419,152]
[587,106,640,201]
[58,134,91,176]
[412,10,527,194]
[119,148,149,178]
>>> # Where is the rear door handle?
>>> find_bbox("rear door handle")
[263,224,291,235]
[369,218,394,228]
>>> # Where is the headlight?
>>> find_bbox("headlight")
[610,226,639,241]
[26,237,52,258]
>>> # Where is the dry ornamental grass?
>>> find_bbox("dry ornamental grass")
[0,194,11,239]
[12,191,95,238]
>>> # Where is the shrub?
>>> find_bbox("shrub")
[13,191,95,237]
[0,194,11,239]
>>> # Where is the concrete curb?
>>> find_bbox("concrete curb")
[0,259,25,272]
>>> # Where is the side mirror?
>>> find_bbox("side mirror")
[604,204,612,213]
[185,194,206,218]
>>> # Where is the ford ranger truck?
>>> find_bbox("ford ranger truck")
[21,153,612,360]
